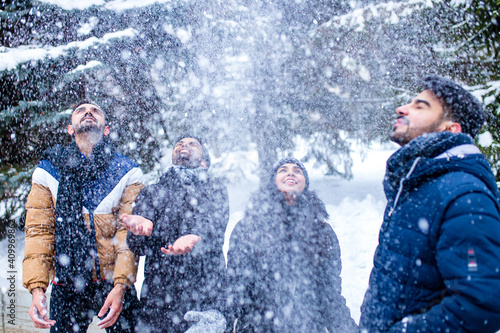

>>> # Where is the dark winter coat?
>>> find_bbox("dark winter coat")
[360,132,500,333]
[127,166,229,333]
[226,187,357,333]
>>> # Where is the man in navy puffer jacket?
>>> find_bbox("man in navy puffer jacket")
[360,75,500,332]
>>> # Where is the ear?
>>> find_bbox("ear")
[67,124,75,135]
[445,121,462,133]
[103,126,110,136]
[437,120,462,134]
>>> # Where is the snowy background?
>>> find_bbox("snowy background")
[2,0,499,330]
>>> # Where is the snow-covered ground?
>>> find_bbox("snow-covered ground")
[1,141,397,329]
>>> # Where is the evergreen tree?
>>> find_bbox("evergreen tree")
[0,1,195,236]
[0,0,474,238]
[441,0,500,182]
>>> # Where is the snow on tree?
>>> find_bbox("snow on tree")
[1,0,497,238]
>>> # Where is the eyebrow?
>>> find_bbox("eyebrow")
[176,140,200,146]
[278,165,302,171]
[75,106,102,113]
[414,99,431,107]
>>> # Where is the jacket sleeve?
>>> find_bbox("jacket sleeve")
[225,220,248,329]
[209,185,230,311]
[395,190,500,333]
[126,185,161,256]
[225,218,264,332]
[113,180,144,286]
[23,181,55,293]
[193,183,229,256]
[319,224,358,333]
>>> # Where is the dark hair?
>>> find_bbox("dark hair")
[420,75,485,137]
[70,99,105,124]
[270,157,310,192]
[175,134,211,168]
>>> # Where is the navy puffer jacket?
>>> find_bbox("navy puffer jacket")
[360,132,500,332]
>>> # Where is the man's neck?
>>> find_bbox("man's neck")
[74,133,103,157]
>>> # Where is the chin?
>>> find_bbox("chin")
[75,125,103,135]
[389,133,406,145]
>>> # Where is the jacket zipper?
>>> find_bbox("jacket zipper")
[88,209,102,280]
[388,157,421,217]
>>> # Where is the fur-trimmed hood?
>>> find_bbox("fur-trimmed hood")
[244,186,329,225]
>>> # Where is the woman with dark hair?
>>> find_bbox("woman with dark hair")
[226,158,357,332]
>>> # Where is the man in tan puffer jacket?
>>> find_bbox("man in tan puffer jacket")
[23,100,144,332]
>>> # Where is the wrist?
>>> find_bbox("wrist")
[31,287,45,295]
[114,283,128,291]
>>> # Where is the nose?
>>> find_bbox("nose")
[178,142,189,150]
[396,104,409,116]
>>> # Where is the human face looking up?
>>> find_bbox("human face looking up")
[390,90,460,146]
[68,103,109,136]
[172,137,206,168]
[275,163,306,198]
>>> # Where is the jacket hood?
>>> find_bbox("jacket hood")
[384,132,499,206]
[245,186,329,223]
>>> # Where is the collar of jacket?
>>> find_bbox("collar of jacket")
[434,144,481,159]
[383,132,488,216]
[245,187,329,225]
[159,165,211,186]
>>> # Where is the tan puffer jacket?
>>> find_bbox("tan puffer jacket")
[23,153,144,293]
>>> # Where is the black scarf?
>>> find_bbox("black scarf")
[41,137,115,291]
[172,165,208,186]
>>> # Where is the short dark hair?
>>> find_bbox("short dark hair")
[70,99,105,124]
[420,75,485,137]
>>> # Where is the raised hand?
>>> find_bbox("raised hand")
[161,234,201,255]
[122,214,153,236]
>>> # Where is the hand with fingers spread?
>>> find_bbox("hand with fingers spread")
[97,284,126,329]
[29,288,56,328]
[122,214,153,236]
[161,234,201,255]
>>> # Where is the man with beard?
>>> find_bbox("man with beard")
[23,100,144,332]
[122,135,229,333]
[359,75,500,332]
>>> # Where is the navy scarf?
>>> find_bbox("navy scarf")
[41,137,114,291]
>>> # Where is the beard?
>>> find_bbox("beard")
[173,151,203,168]
[390,117,443,146]
[73,122,105,135]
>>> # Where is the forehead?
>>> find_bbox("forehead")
[176,137,201,145]
[74,103,102,111]
[71,104,104,124]
[278,163,301,170]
